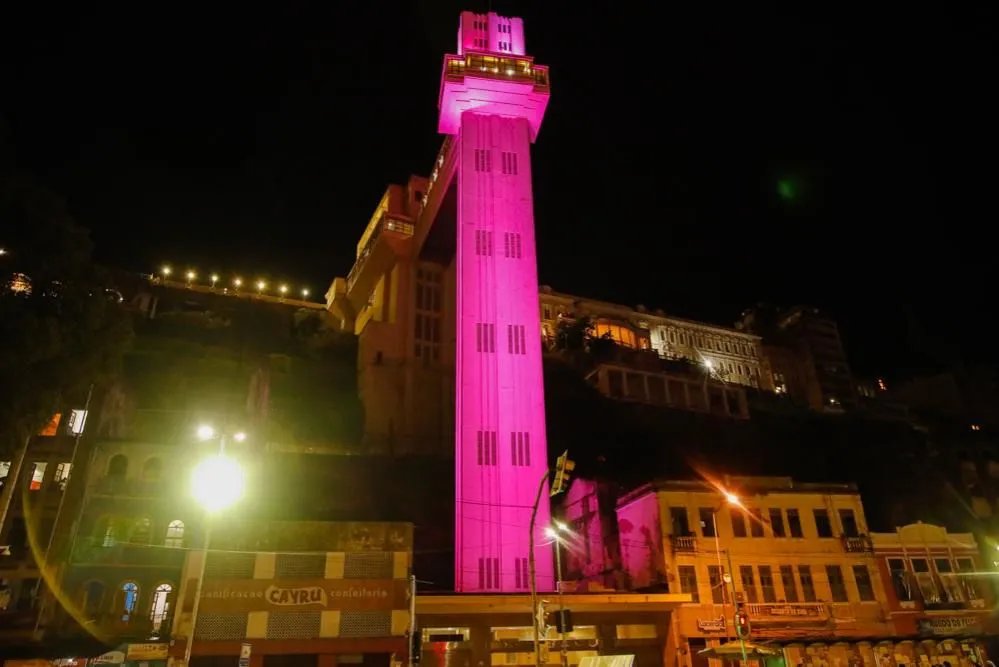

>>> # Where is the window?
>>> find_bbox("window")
[510,432,531,466]
[594,322,637,348]
[474,148,491,172]
[678,566,699,603]
[956,558,981,600]
[826,565,848,602]
[853,565,875,601]
[29,462,47,490]
[887,558,913,601]
[501,151,519,175]
[670,507,691,536]
[475,229,493,256]
[731,512,747,538]
[476,431,497,465]
[698,508,716,537]
[504,232,523,258]
[839,509,859,536]
[739,566,758,603]
[935,559,964,603]
[107,454,128,478]
[758,566,777,602]
[478,557,499,589]
[786,509,803,537]
[780,565,799,602]
[749,509,764,537]
[119,582,139,621]
[507,324,527,355]
[149,583,173,634]
[132,518,151,544]
[769,509,786,537]
[141,457,162,483]
[514,557,529,589]
[476,323,496,353]
[81,580,104,619]
[813,509,833,537]
[54,462,72,491]
[708,565,728,603]
[911,558,939,603]
[798,565,816,601]
[165,520,185,548]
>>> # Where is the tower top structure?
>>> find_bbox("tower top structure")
[438,11,550,141]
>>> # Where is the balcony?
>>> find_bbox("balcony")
[345,212,415,308]
[92,475,166,498]
[841,534,873,553]
[70,542,187,569]
[58,612,172,642]
[443,54,550,89]
[670,535,697,553]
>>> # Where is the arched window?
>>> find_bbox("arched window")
[149,583,173,634]
[132,518,151,544]
[141,457,162,482]
[80,580,105,619]
[164,520,185,548]
[118,582,139,621]
[107,454,128,478]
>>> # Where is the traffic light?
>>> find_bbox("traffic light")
[554,608,574,634]
[550,450,575,496]
[734,608,751,639]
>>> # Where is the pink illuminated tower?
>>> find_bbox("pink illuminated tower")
[440,11,555,593]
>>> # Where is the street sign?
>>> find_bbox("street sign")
[239,642,252,667]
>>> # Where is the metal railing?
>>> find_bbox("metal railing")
[841,534,873,552]
[670,534,697,553]
[346,213,415,290]
[443,54,550,88]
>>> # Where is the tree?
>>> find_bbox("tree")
[0,169,132,525]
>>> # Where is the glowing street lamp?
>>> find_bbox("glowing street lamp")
[184,427,247,667]
[301,288,310,298]
[256,280,266,294]
[210,274,219,288]
[233,277,243,289]
[279,284,288,296]
[711,489,747,663]
[161,265,172,278]
[186,270,197,283]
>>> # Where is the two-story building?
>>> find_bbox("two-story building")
[599,476,896,667]
[872,522,995,666]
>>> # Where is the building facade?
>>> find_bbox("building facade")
[169,521,413,665]
[564,476,899,667]
[872,522,994,665]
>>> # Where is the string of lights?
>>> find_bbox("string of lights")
[156,264,313,301]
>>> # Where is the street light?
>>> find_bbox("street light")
[186,270,197,283]
[161,265,172,278]
[233,277,243,289]
[301,288,310,298]
[256,280,266,294]
[711,490,748,664]
[210,274,219,288]
[279,284,288,296]
[545,522,570,667]
[183,427,247,667]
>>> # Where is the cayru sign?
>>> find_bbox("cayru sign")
[199,578,409,613]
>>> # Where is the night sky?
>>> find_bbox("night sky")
[3,4,995,377]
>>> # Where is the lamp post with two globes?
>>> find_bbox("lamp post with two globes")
[544,521,571,667]
[181,425,247,667]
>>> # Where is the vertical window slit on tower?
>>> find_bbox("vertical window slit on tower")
[503,232,522,258]
[475,230,493,256]
[477,557,500,589]
[511,431,531,466]
[476,323,495,353]
[475,149,491,173]
[514,556,529,588]
[506,324,527,354]
[477,430,497,465]
[501,151,519,175]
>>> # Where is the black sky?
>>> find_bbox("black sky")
[3,3,996,377]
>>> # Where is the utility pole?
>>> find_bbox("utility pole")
[529,468,548,667]
[725,548,748,663]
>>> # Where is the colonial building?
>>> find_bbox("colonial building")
[170,521,413,666]
[565,475,904,667]
[872,522,995,665]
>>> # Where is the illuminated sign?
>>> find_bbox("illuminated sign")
[199,578,408,613]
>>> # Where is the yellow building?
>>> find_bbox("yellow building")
[613,476,894,667]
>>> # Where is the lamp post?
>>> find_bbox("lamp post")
[711,490,748,664]
[545,523,570,667]
[182,426,247,667]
